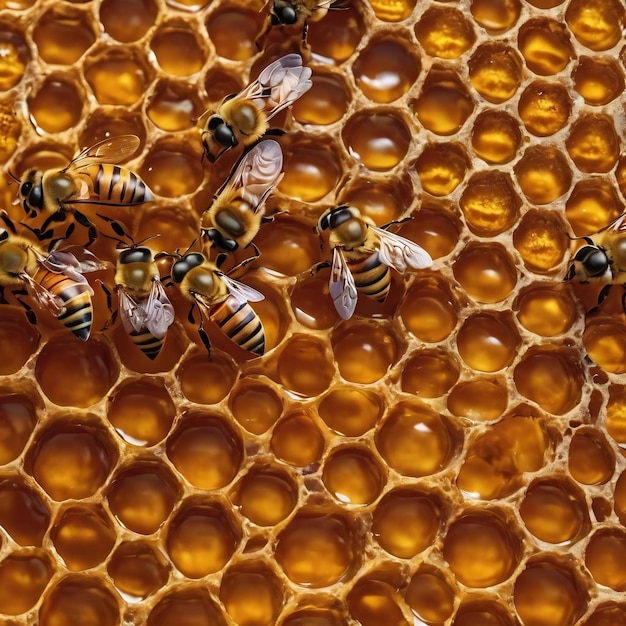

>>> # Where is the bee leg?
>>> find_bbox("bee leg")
[381,216,412,230]
[301,20,310,49]
[74,210,98,248]
[0,286,7,304]
[95,213,127,239]
[0,212,16,234]
[13,290,37,326]
[226,243,260,278]
[198,319,212,359]
[261,210,288,223]
[264,128,285,137]
[589,284,612,315]
[621,288,626,316]
[310,261,331,275]
[97,280,117,331]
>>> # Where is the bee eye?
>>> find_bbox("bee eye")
[582,249,609,276]
[120,248,152,264]
[318,214,331,231]
[280,5,298,24]
[20,182,32,197]
[214,124,236,148]
[27,184,43,208]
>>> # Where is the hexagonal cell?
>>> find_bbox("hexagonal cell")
[308,3,363,65]
[375,401,455,477]
[107,378,175,447]
[369,0,415,21]
[50,504,116,571]
[572,56,625,106]
[518,80,571,137]
[39,576,121,626]
[584,604,626,626]
[290,275,339,331]
[447,380,508,421]
[275,512,357,587]
[0,550,53,615]
[28,75,84,134]
[443,510,522,587]
[0,308,39,375]
[229,379,282,435]
[514,145,572,205]
[607,388,626,449]
[454,600,516,626]
[107,460,181,534]
[146,80,205,132]
[167,412,243,489]
[585,319,626,374]
[398,206,461,260]
[0,25,30,90]
[206,8,261,61]
[468,43,523,103]
[347,578,407,625]
[471,111,522,165]
[150,22,205,76]
[33,6,96,64]
[0,478,50,546]
[513,210,569,273]
[0,392,38,464]
[27,422,117,501]
[292,71,350,125]
[353,36,420,103]
[415,143,469,196]
[271,410,325,467]
[568,429,615,485]
[177,351,238,404]
[166,501,241,578]
[405,567,456,625]
[107,541,170,601]
[372,489,440,558]
[414,69,474,135]
[470,0,521,34]
[276,335,334,397]
[415,7,476,58]
[147,586,228,626]
[317,386,383,437]
[565,0,625,51]
[515,284,578,336]
[0,102,21,162]
[342,110,411,171]
[513,560,588,626]
[203,65,242,102]
[100,0,158,42]
[401,349,460,398]
[566,179,624,236]
[518,19,575,76]
[282,608,347,626]
[566,114,619,174]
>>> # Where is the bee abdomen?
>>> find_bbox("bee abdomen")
[211,297,265,355]
[84,165,154,205]
[350,252,390,303]
[130,331,163,360]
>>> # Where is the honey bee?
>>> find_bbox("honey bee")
[201,140,284,252]
[198,54,311,163]
[565,213,626,312]
[316,205,433,320]
[170,251,265,356]
[17,135,153,248]
[0,214,101,341]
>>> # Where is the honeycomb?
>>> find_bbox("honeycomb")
[0,0,625,623]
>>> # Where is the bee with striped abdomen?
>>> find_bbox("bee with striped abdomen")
[316,205,433,320]
[201,139,284,252]
[17,135,153,248]
[198,54,311,163]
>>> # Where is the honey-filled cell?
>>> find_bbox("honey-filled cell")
[146,80,204,132]
[607,389,626,448]
[0,393,37,464]
[0,308,39,375]
[150,23,204,76]
[568,430,614,485]
[177,352,237,405]
[566,114,619,174]
[282,608,347,626]
[292,72,349,126]
[353,37,420,103]
[447,380,508,421]
[415,143,469,197]
[513,210,569,273]
[317,386,383,436]
[616,472,626,527]
[565,179,623,236]
[584,320,626,375]
[100,0,157,42]
[270,411,325,467]
[584,604,626,626]
[516,284,577,336]
[291,275,343,330]
[572,57,625,106]
[518,81,571,137]
[514,146,573,205]
[471,111,522,165]
[565,0,625,51]
[401,349,460,398]
[370,0,415,21]
[80,110,147,150]
[399,207,460,260]
[0,479,50,547]
[347,579,406,626]
[0,26,29,90]
[307,4,362,65]
[276,336,334,398]
[28,77,84,134]
[33,7,96,64]
[415,7,476,58]
[518,19,575,76]
[405,569,455,625]
[468,43,523,103]
[470,0,521,34]
[454,601,516,626]
[206,9,260,61]
[586,532,626,591]
[166,414,243,490]
[147,587,227,626]
[229,379,282,435]
[0,103,21,162]
[0,551,52,615]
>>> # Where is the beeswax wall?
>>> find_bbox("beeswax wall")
[0,0,625,624]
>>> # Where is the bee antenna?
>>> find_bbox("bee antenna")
[134,233,160,247]
[6,170,20,185]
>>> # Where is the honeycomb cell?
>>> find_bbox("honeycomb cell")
[414,69,474,136]
[206,9,260,61]
[399,207,460,260]
[471,111,522,165]
[167,414,242,489]
[514,347,583,415]
[100,0,157,42]
[276,335,334,397]
[370,0,415,21]
[443,512,521,587]
[572,57,625,106]
[584,605,626,626]
[166,503,240,578]
[399,277,458,343]
[0,27,29,90]
[342,111,410,171]
[415,7,476,58]
[514,146,572,205]
[453,244,517,303]
[565,180,623,237]
[317,386,383,436]
[0,393,37,464]
[616,472,626,527]
[565,0,625,51]
[322,447,385,505]
[80,110,147,150]
[107,461,181,534]
[520,479,589,544]
[85,48,152,105]
[372,490,440,558]
[566,115,619,174]
[233,469,297,526]
[375,401,454,477]
[453,601,516,626]
[607,389,626,448]
[0,308,39,375]
[275,513,356,587]
[107,541,169,601]
[150,23,204,76]
[518,81,571,137]
[282,609,347,626]
[40,577,120,626]
[460,171,521,236]
[513,210,569,273]
[177,352,237,404]
[0,551,52,615]
[401,349,460,398]
[513,561,588,626]
[291,275,339,330]
[347,579,406,626]
[50,505,116,571]
[468,44,523,103]
[0,103,21,162]
[33,7,96,64]
[28,77,84,134]
[29,423,115,501]
[148,588,227,625]
[229,380,283,438]
[470,0,521,34]
[516,284,577,336]
[107,378,175,447]
[415,143,468,196]
[220,564,283,626]
[146,80,204,132]
[518,19,575,76]
[568,430,614,485]
[0,479,49,546]
[584,320,626,375]
[447,380,508,421]
[203,66,241,102]
[279,140,341,202]
[405,569,455,625]
[271,410,325,467]
[307,4,362,65]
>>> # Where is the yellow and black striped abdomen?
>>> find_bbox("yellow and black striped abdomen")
[34,268,93,341]
[349,251,390,303]
[129,330,164,361]
[81,164,154,205]
[210,295,265,355]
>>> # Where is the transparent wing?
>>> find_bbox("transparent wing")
[118,288,144,335]
[33,248,101,286]
[220,273,265,303]
[329,248,358,320]
[608,212,626,233]
[143,281,176,338]
[373,226,433,273]
[65,135,141,172]
[235,140,284,209]
[22,273,66,317]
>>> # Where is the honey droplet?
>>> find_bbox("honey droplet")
[516,285,577,336]
[405,570,455,624]
[415,7,476,58]
[291,276,339,330]
[234,470,297,526]
[318,387,383,436]
[0,552,52,615]
[322,448,385,505]
[271,411,325,467]
[347,579,406,626]
[0,479,49,546]
[568,431,614,485]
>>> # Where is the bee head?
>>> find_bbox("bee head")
[172,252,205,283]
[119,247,153,265]
[317,205,360,232]
[271,0,298,24]
[19,174,44,216]
[204,228,239,252]
[208,115,237,150]
[573,244,609,279]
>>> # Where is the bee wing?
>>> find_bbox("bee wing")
[607,212,626,233]
[329,248,358,320]
[372,226,433,273]
[236,140,284,208]
[220,273,265,303]
[65,135,141,171]
[118,288,145,335]
[22,273,66,317]
[143,281,176,338]
[35,249,101,287]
